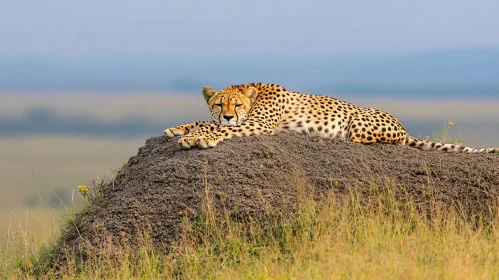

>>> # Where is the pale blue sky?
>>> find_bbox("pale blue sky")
[1,0,499,58]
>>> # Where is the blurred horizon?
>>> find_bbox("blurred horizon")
[1,48,499,96]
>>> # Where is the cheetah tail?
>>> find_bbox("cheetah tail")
[405,136,498,154]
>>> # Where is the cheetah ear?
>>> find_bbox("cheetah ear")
[202,86,215,103]
[244,87,258,100]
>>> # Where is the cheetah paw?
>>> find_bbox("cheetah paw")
[195,136,208,149]
[178,136,197,150]
[165,127,190,138]
[164,128,175,137]
[195,136,219,149]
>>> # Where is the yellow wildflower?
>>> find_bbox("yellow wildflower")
[448,122,454,127]
[78,185,88,196]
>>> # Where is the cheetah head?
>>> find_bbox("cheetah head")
[202,85,257,125]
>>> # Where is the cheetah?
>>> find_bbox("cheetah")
[164,83,497,154]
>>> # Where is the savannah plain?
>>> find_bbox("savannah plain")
[1,91,499,278]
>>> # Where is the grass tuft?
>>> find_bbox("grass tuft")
[2,171,499,279]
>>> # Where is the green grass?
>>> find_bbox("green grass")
[2,172,499,279]
[432,121,470,145]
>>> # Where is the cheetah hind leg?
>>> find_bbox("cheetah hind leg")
[347,114,407,145]
[346,116,379,144]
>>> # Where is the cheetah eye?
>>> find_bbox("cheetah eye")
[235,104,242,108]
[214,104,222,108]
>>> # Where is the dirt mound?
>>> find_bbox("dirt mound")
[58,134,499,262]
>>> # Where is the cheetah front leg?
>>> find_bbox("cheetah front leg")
[188,120,275,149]
[164,120,214,137]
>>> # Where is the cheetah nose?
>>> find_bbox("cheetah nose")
[223,115,234,121]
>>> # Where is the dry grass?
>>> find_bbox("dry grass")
[2,174,499,280]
